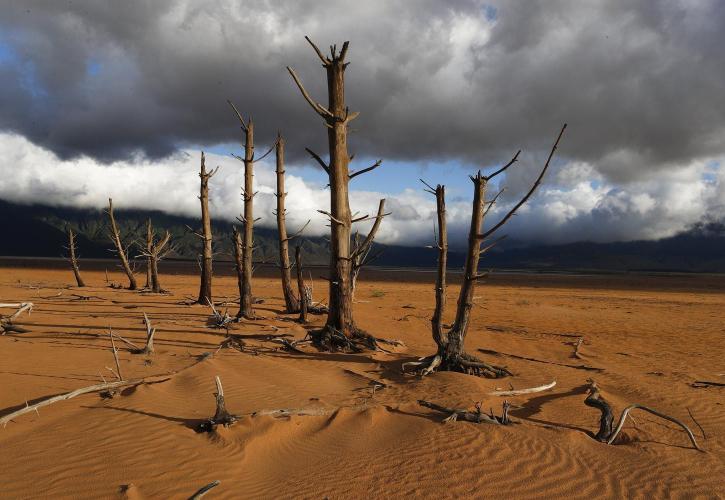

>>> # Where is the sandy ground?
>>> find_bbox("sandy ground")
[0,267,723,499]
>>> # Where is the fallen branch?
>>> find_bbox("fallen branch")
[691,380,725,388]
[109,329,123,381]
[584,380,700,451]
[0,375,171,427]
[418,399,511,424]
[607,404,701,451]
[189,480,220,500]
[489,380,556,396]
[0,302,34,335]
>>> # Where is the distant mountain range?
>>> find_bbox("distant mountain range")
[1,199,724,272]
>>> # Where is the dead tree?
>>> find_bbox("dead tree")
[192,152,219,305]
[139,219,172,294]
[66,228,86,287]
[106,198,138,290]
[288,37,386,349]
[227,102,275,319]
[295,245,308,323]
[145,218,153,289]
[275,133,310,313]
[351,199,388,299]
[232,226,244,317]
[403,124,566,377]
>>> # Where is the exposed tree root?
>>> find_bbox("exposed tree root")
[418,399,512,424]
[403,351,512,378]
[584,380,700,451]
[310,325,402,353]
[196,376,238,433]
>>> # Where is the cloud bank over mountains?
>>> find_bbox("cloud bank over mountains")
[1,132,721,247]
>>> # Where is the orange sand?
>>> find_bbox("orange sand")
[0,267,723,499]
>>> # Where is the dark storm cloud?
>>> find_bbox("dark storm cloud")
[1,0,724,182]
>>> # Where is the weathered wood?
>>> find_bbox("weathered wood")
[141,219,172,293]
[189,480,220,500]
[197,152,217,305]
[67,228,86,287]
[0,375,171,426]
[106,198,138,290]
[109,329,123,381]
[351,199,388,299]
[288,38,385,349]
[197,376,238,432]
[228,101,255,320]
[295,245,308,323]
[275,134,302,313]
[489,380,556,396]
[418,400,509,424]
[584,380,700,450]
[141,312,155,355]
[0,302,34,335]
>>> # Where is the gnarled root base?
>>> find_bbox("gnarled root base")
[403,351,512,378]
[310,326,402,353]
[196,376,239,433]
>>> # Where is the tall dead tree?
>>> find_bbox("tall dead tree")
[192,152,218,305]
[275,133,310,313]
[140,219,172,294]
[227,102,276,319]
[106,198,138,290]
[295,245,308,323]
[66,227,86,287]
[288,37,386,349]
[404,124,567,377]
[144,220,153,289]
[232,226,244,316]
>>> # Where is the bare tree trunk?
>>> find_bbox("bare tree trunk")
[145,219,171,294]
[288,38,386,350]
[106,198,137,290]
[404,125,567,378]
[275,134,301,313]
[67,228,86,287]
[145,218,152,289]
[197,152,216,305]
[295,245,307,323]
[431,185,447,350]
[232,226,244,317]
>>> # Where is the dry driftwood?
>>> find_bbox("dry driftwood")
[0,375,171,427]
[189,480,220,500]
[197,376,238,432]
[0,302,34,334]
[489,380,556,396]
[206,299,233,329]
[109,329,123,381]
[418,399,511,425]
[584,380,700,450]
